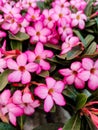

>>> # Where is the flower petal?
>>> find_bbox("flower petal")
[44,95,54,112]
[8,71,21,82]
[78,71,90,81]
[46,77,56,88]
[82,58,94,70]
[24,105,35,115]
[34,85,48,99]
[40,59,50,70]
[52,92,66,106]
[21,71,31,84]
[88,75,98,90]
[9,112,16,126]
[7,59,18,70]
[26,63,38,72]
[22,93,33,103]
[17,53,27,66]
[66,75,75,85]
[59,69,72,76]
[75,77,85,89]
[53,81,65,93]
[13,90,22,104]
[34,42,43,55]
[71,62,81,70]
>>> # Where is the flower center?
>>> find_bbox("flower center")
[61,4,64,8]
[72,70,78,75]
[48,16,52,21]
[32,15,35,20]
[90,68,96,74]
[76,15,80,20]
[36,32,40,36]
[63,26,66,30]
[48,88,54,95]
[59,13,63,18]
[19,66,25,72]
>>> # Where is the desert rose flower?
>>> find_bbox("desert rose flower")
[26,21,51,43]
[71,11,87,29]
[0,89,23,126]
[78,58,98,90]
[34,77,66,112]
[26,42,53,73]
[59,62,85,89]
[7,53,38,84]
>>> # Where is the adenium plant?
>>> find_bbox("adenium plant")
[0,0,98,130]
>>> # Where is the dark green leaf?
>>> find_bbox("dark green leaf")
[83,42,96,56]
[63,86,78,100]
[37,1,46,10]
[63,113,81,130]
[10,40,22,51]
[76,93,88,111]
[33,123,63,130]
[37,71,49,77]
[85,115,96,130]
[45,43,61,50]
[9,32,30,41]
[84,0,93,16]
[88,89,98,101]
[85,35,94,48]
[0,70,12,91]
[56,54,67,59]
[86,19,96,27]
[0,123,16,130]
[66,45,83,60]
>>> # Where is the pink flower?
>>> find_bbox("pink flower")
[26,42,53,73]
[42,9,55,29]
[0,58,7,73]
[61,35,79,54]
[12,89,40,115]
[34,77,66,112]
[0,89,23,126]
[78,58,98,90]
[58,128,63,130]
[71,11,87,29]
[7,53,38,84]
[59,62,85,89]
[58,19,73,41]
[26,21,51,43]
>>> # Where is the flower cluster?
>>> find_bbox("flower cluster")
[0,0,98,129]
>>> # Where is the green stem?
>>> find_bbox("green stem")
[20,116,23,130]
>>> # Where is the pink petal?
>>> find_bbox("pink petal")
[35,21,42,31]
[22,93,33,103]
[44,95,54,112]
[9,112,16,126]
[8,71,21,82]
[79,20,85,29]
[26,63,38,72]
[13,90,22,104]
[0,59,6,68]
[88,75,98,90]
[71,62,81,70]
[74,77,85,89]
[40,59,50,70]
[90,113,98,128]
[41,28,51,35]
[0,89,11,105]
[34,85,48,99]
[40,35,47,43]
[25,51,36,62]
[66,75,75,85]
[26,26,36,36]
[46,77,56,88]
[17,53,27,66]
[30,100,40,108]
[94,59,98,69]
[24,105,35,115]
[52,92,66,106]
[7,59,18,70]
[78,71,90,81]
[82,58,94,70]
[21,71,31,84]
[59,69,72,76]
[34,42,43,55]
[41,50,53,59]
[53,81,65,93]
[71,19,78,27]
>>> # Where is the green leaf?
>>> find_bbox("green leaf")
[0,70,12,91]
[45,43,61,50]
[37,71,49,77]
[63,86,78,100]
[76,93,88,111]
[9,32,30,41]
[66,45,83,60]
[85,34,94,48]
[86,19,96,27]
[37,1,46,10]
[83,42,96,56]
[10,40,22,51]
[33,123,63,130]
[63,113,81,130]
[88,89,98,101]
[84,0,93,16]
[0,123,16,130]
